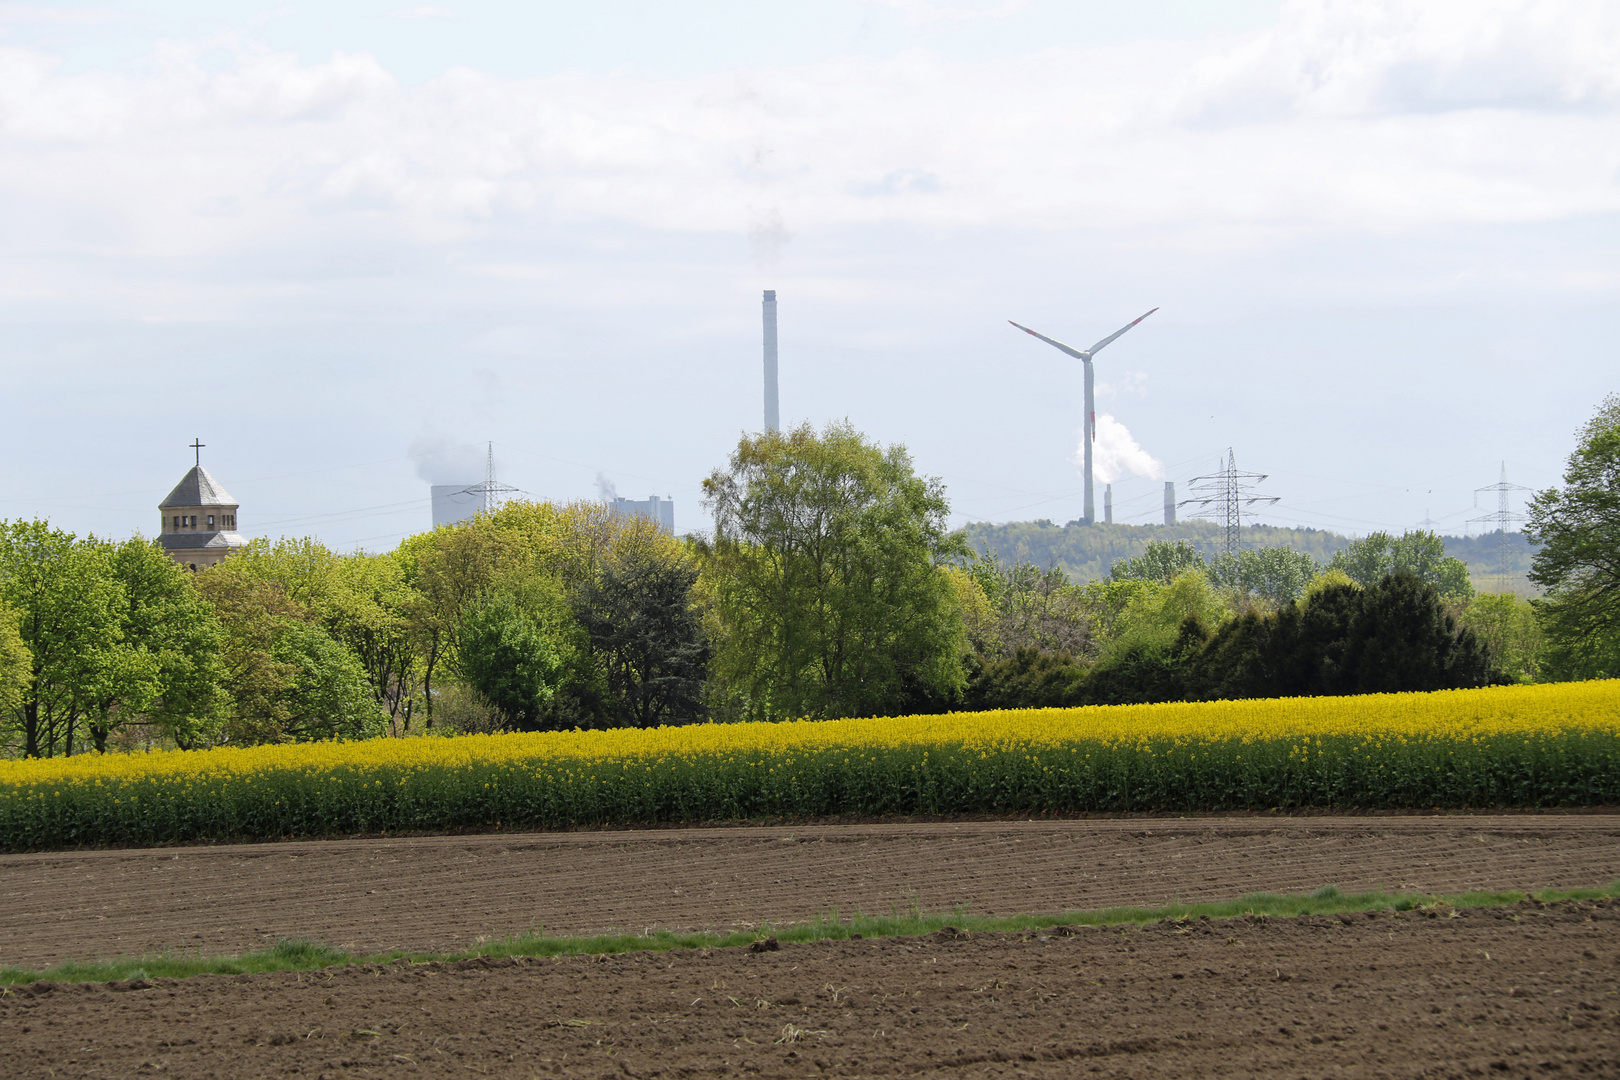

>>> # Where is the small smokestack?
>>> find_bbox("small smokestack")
[762,289,779,433]
[1104,484,1113,525]
[1164,481,1177,525]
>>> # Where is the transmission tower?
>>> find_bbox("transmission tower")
[1178,448,1279,557]
[1467,462,1530,592]
[454,441,521,516]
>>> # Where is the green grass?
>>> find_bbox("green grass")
[3,879,1616,989]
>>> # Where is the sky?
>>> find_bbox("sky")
[2,0,1616,550]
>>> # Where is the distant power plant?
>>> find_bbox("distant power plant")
[609,494,675,534]
[430,442,519,529]
[763,289,780,433]
[1009,308,1158,526]
[431,484,481,529]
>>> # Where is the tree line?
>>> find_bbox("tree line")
[2,398,1616,756]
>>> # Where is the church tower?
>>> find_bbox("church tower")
[159,440,248,570]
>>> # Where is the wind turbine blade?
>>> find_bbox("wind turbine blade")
[1007,320,1089,361]
[1086,307,1158,355]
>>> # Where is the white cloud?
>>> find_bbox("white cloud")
[1084,414,1164,485]
[388,6,459,20]
[0,4,120,26]
[862,0,1027,28]
[0,0,1616,320]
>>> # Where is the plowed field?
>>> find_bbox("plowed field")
[3,897,1617,1079]
[3,815,1617,969]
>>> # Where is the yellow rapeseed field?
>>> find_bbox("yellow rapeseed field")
[2,681,1616,849]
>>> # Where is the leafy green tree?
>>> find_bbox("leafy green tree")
[1527,393,1620,678]
[1109,540,1206,584]
[1460,593,1543,683]
[1335,574,1490,693]
[963,647,1086,710]
[86,539,224,752]
[195,553,383,744]
[1110,572,1227,651]
[575,549,710,727]
[959,550,1092,659]
[0,600,30,719]
[1331,532,1396,589]
[1209,547,1319,607]
[700,421,966,721]
[398,522,516,727]
[205,538,423,729]
[324,551,420,733]
[1390,531,1474,599]
[457,592,563,730]
[0,520,125,757]
[1331,530,1473,598]
[1188,573,1491,700]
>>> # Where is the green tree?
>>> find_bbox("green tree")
[0,520,125,757]
[1460,593,1543,683]
[86,538,224,752]
[1208,547,1319,607]
[1328,531,1395,588]
[1527,393,1620,679]
[1331,530,1473,598]
[204,538,423,729]
[1109,540,1206,584]
[269,621,381,741]
[195,552,383,744]
[960,550,1092,659]
[324,551,420,733]
[700,421,966,721]
[0,600,30,719]
[575,549,710,727]
[457,592,562,730]
[398,522,517,727]
[963,647,1087,710]
[1188,573,1491,700]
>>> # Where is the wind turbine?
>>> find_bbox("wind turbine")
[1009,308,1158,525]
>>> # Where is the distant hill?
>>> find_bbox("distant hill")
[957,519,1538,592]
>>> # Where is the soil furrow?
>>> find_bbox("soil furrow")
[3,897,1616,1079]
[3,815,1618,968]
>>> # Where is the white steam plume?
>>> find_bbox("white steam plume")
[409,434,484,485]
[1080,414,1164,484]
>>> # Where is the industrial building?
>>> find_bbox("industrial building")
[431,484,482,529]
[608,494,674,534]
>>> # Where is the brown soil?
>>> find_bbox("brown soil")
[3,815,1618,970]
[3,897,1617,1078]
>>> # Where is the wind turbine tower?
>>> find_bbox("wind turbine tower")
[1009,308,1157,525]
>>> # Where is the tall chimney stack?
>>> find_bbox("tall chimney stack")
[1164,481,1177,525]
[1104,484,1113,524]
[762,289,779,433]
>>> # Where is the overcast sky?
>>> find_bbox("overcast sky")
[3,0,1616,549]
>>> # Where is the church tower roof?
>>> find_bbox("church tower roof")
[161,465,237,508]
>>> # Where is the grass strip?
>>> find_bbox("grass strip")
[4,879,1616,988]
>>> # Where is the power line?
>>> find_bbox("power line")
[1467,462,1531,592]
[1178,448,1280,557]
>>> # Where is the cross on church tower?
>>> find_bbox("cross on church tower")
[191,438,205,466]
